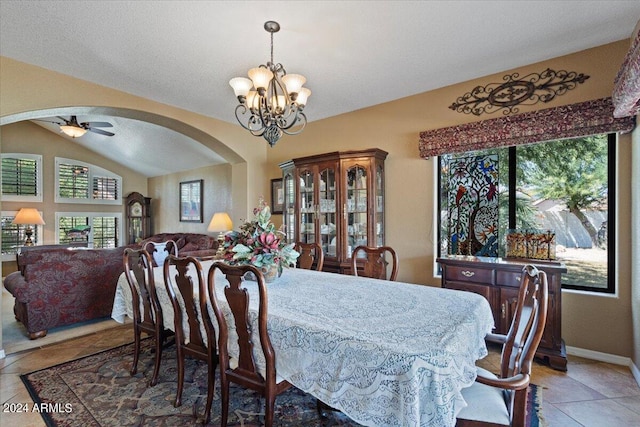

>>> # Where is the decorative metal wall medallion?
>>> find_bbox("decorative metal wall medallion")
[449,68,590,116]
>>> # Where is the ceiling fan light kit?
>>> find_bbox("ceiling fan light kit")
[229,20,311,147]
[60,124,88,138]
[37,115,116,138]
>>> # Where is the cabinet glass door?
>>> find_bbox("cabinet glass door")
[318,167,337,257]
[299,169,316,244]
[283,171,295,242]
[346,165,367,258]
[375,164,384,246]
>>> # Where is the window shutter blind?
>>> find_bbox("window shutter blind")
[58,164,89,198]
[1,158,37,196]
[93,177,118,200]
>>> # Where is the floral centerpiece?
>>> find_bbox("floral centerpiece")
[221,198,299,282]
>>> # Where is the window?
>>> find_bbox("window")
[56,212,122,248]
[55,158,122,204]
[438,133,616,293]
[1,211,44,261]
[1,153,43,202]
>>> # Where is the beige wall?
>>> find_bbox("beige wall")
[0,39,636,361]
[267,40,636,358]
[0,120,148,267]
[148,163,232,234]
[0,56,269,224]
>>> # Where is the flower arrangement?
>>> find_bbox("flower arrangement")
[222,198,299,272]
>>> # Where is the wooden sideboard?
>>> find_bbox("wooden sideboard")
[437,256,567,371]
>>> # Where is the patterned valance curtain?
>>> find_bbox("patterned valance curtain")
[612,20,640,118]
[419,97,635,158]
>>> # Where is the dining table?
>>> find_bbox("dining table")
[111,260,494,427]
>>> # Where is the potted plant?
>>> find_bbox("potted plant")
[221,198,299,282]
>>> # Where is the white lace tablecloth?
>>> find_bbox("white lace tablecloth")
[112,263,494,427]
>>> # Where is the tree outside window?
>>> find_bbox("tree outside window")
[439,133,614,293]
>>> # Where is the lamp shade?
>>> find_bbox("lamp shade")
[229,77,253,97]
[207,212,233,233]
[12,208,45,225]
[296,87,311,106]
[282,73,306,94]
[248,67,274,91]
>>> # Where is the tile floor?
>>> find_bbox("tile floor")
[0,326,639,426]
[478,343,640,426]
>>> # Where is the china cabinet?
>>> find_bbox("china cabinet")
[437,256,567,371]
[280,149,387,274]
[125,191,152,244]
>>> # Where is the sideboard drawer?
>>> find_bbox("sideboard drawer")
[445,265,494,285]
[496,270,523,288]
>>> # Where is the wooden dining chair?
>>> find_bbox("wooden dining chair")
[456,264,549,427]
[207,262,293,427]
[350,245,399,281]
[295,242,324,271]
[163,255,218,424]
[144,239,178,266]
[122,247,173,386]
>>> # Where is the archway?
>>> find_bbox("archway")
[0,106,252,356]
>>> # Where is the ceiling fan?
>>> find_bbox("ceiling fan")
[37,116,115,138]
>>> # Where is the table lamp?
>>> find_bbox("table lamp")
[12,208,45,246]
[207,212,233,259]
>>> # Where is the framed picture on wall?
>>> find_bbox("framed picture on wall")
[180,179,203,222]
[271,178,284,214]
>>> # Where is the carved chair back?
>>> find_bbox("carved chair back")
[163,255,217,423]
[295,242,324,271]
[502,264,549,381]
[123,247,170,384]
[207,262,291,427]
[144,239,178,266]
[350,245,399,281]
[456,264,549,427]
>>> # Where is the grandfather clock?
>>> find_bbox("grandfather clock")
[125,192,152,244]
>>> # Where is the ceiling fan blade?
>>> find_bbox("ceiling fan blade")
[57,116,71,125]
[88,128,115,137]
[33,119,63,125]
[82,121,113,128]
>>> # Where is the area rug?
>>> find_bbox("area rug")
[21,340,544,426]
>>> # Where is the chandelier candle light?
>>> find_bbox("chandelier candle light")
[229,21,311,147]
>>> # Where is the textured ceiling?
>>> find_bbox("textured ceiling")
[2,1,640,176]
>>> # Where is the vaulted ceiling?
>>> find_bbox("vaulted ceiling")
[2,1,639,176]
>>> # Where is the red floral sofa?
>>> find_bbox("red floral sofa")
[139,233,219,261]
[3,246,127,339]
[3,233,218,339]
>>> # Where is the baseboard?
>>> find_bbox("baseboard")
[566,345,640,387]
[0,349,5,359]
[566,345,631,366]
[631,361,640,388]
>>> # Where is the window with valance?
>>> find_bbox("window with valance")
[419,97,634,158]
[424,97,634,293]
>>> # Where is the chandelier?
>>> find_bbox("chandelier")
[229,21,311,147]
